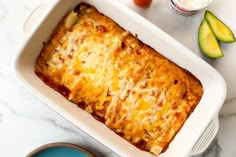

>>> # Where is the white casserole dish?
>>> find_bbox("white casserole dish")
[13,0,227,156]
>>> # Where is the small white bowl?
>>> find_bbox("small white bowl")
[169,0,213,16]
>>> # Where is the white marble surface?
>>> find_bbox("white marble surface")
[0,0,236,157]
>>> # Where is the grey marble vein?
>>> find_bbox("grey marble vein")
[0,0,6,23]
[0,113,3,123]
[220,113,236,119]
[200,138,221,157]
[0,100,80,135]
[40,117,81,135]
[219,97,236,118]
[224,96,236,105]
[0,72,5,78]
[0,69,7,78]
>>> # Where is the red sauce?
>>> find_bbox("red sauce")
[35,71,70,98]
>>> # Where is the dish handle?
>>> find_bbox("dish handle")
[23,3,51,34]
[189,117,219,156]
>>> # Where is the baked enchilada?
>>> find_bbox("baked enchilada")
[35,3,203,156]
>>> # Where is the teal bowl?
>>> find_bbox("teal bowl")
[26,142,95,157]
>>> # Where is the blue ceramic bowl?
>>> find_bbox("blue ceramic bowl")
[26,142,95,157]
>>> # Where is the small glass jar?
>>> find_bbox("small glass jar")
[133,0,153,8]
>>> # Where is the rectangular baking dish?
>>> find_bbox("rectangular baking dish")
[13,0,227,156]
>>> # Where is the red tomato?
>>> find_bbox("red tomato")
[133,0,152,7]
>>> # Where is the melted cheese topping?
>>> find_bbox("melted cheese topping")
[35,3,203,156]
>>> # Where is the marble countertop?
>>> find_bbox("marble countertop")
[0,0,235,156]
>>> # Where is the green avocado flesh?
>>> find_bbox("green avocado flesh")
[205,10,235,43]
[198,19,224,58]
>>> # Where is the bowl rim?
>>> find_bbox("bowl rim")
[172,0,213,10]
[26,142,95,157]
